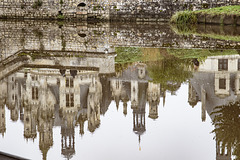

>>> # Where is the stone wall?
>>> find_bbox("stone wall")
[0,20,240,61]
[109,0,240,21]
[0,0,110,20]
[0,0,240,21]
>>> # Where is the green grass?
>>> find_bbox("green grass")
[167,49,239,61]
[170,10,197,24]
[194,5,240,15]
[115,47,143,63]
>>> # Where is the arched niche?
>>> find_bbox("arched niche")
[78,3,86,7]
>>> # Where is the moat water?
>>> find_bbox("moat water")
[0,20,240,160]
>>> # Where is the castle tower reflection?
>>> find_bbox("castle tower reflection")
[0,98,6,137]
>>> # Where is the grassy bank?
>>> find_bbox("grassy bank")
[194,5,240,15]
[170,5,240,25]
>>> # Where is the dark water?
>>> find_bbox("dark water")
[0,20,240,160]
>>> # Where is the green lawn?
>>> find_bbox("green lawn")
[194,5,240,15]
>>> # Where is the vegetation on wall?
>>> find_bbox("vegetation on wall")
[32,0,43,9]
[170,10,197,24]
[60,0,63,5]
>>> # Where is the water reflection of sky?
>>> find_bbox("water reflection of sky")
[1,19,239,160]
[0,83,215,160]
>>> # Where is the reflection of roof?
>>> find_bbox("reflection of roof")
[114,64,151,82]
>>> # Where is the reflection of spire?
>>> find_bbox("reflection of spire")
[0,80,7,137]
[147,82,160,120]
[123,102,127,116]
[0,104,6,137]
[38,108,53,160]
[188,83,198,108]
[78,113,87,136]
[163,91,166,107]
[24,106,37,141]
[61,112,75,160]
[121,88,129,116]
[138,135,141,151]
[61,125,75,160]
[201,85,206,122]
[115,96,120,110]
[132,89,146,150]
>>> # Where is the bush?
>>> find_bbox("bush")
[170,10,197,24]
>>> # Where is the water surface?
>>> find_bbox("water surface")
[0,20,240,160]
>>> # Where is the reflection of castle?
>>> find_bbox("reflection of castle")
[0,67,103,160]
[0,60,173,159]
[110,63,164,147]
[188,55,240,160]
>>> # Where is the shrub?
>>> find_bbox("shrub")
[170,10,197,24]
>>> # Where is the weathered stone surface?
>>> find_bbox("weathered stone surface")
[198,14,240,26]
[236,15,240,25]
[206,15,221,24]
[223,15,235,25]
[0,0,240,21]
[197,13,205,23]
[0,20,239,62]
